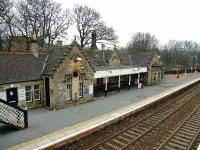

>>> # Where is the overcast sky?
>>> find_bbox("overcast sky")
[56,0,200,47]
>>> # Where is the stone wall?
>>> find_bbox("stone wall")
[49,46,94,109]
[147,67,162,85]
[0,80,44,109]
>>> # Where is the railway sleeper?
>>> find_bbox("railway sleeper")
[182,125,199,132]
[189,118,200,123]
[155,113,169,118]
[115,136,129,144]
[170,138,189,147]
[145,119,160,125]
[105,142,120,150]
[173,135,192,143]
[186,122,200,127]
[165,145,179,150]
[181,128,197,134]
[184,123,200,129]
[99,146,107,150]
[148,116,162,122]
[176,133,193,141]
[112,139,126,147]
[132,128,145,134]
[127,130,139,136]
[188,119,200,124]
[117,135,131,143]
[179,130,195,137]
[109,140,124,148]
[177,132,194,139]
[138,126,149,131]
[139,122,150,128]
[167,141,187,149]
[123,132,135,139]
[143,121,156,126]
[157,110,170,115]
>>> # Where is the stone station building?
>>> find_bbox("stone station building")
[0,35,162,110]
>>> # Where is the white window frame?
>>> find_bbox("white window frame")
[25,86,32,102]
[33,84,40,101]
[25,84,40,102]
[66,75,72,100]
[79,75,84,98]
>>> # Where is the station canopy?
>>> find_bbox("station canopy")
[94,67,147,78]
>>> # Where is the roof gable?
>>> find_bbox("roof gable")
[42,47,70,75]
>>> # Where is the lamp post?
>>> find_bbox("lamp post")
[176,65,183,78]
[195,54,197,74]
[176,65,179,78]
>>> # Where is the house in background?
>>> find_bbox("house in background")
[0,33,162,110]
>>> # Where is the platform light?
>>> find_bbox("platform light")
[76,57,82,61]
[133,68,138,71]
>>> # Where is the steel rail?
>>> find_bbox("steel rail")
[120,88,200,150]
[157,101,200,150]
[88,84,200,150]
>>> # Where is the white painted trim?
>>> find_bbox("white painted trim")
[129,74,131,85]
[138,73,140,84]
[118,76,120,88]
[0,92,6,101]
[105,77,108,91]
[94,67,147,78]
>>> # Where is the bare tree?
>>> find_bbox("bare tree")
[0,0,5,51]
[127,32,159,53]
[15,0,32,50]
[159,40,200,70]
[0,0,16,51]
[43,2,72,46]
[15,0,72,49]
[73,5,118,48]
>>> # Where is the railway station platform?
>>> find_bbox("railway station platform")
[2,73,200,150]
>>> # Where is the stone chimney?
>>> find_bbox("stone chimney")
[30,31,38,56]
[57,40,63,47]
[91,31,97,50]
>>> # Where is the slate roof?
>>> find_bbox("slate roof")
[0,47,155,85]
[0,53,45,85]
[83,50,154,71]
[129,52,154,67]
[0,46,70,84]
[82,50,107,71]
[42,47,69,75]
[117,51,132,65]
[102,50,113,63]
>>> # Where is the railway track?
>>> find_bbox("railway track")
[87,83,200,150]
[157,103,200,150]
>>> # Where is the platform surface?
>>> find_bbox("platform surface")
[1,73,200,149]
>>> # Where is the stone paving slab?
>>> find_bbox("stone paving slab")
[1,73,200,149]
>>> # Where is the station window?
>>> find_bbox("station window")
[79,75,84,97]
[25,86,32,102]
[66,84,71,100]
[66,75,72,100]
[34,85,40,100]
[25,84,40,102]
[66,75,71,83]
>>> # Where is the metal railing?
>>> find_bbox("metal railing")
[0,99,28,129]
